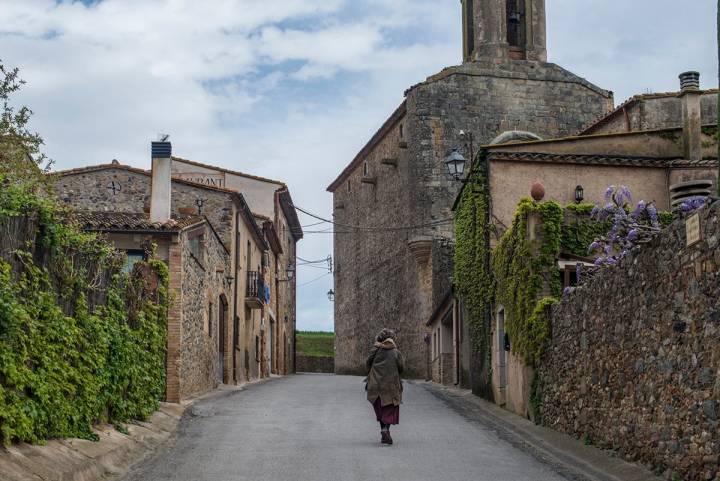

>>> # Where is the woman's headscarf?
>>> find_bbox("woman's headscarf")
[376,328,396,343]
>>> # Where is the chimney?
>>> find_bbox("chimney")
[150,140,172,224]
[679,71,702,161]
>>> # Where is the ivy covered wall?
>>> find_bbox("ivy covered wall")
[0,173,169,445]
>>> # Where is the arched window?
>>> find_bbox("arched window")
[506,0,526,49]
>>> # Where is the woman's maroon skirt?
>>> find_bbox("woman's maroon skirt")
[372,397,399,425]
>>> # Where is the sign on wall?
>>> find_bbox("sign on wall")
[685,212,701,247]
[173,173,226,188]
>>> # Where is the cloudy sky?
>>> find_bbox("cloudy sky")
[1,0,716,331]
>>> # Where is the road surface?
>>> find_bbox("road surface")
[120,374,572,481]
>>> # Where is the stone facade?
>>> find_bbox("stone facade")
[296,355,334,374]
[538,201,720,481]
[54,162,275,397]
[329,2,613,378]
[178,224,232,399]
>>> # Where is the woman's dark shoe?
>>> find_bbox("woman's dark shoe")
[381,430,393,445]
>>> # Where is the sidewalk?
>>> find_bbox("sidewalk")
[0,378,274,481]
[418,381,662,481]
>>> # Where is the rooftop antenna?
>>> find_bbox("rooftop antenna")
[157,133,170,142]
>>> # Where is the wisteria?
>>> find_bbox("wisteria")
[679,196,708,216]
[587,185,663,268]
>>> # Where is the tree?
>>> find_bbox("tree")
[0,60,51,186]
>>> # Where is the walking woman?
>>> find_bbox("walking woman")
[366,328,404,445]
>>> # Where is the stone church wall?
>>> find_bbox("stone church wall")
[538,201,720,481]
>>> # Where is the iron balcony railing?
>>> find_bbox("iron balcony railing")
[246,271,265,303]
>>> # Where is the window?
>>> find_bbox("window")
[255,335,260,362]
[363,162,369,176]
[208,302,214,337]
[399,123,404,140]
[464,0,475,58]
[506,0,526,48]
[189,232,204,265]
[122,250,145,274]
[347,180,351,192]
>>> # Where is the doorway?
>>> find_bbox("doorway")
[497,308,507,390]
[218,295,228,384]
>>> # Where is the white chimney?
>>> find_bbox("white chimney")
[150,140,172,223]
[679,71,702,161]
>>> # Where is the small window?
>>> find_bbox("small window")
[363,162,369,176]
[347,180,351,192]
[189,233,204,264]
[399,123,404,139]
[122,250,145,274]
[208,302,214,337]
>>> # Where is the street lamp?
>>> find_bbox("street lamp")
[574,185,585,204]
[445,149,467,181]
[279,263,295,282]
[327,289,335,302]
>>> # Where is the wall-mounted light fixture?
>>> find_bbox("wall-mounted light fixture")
[327,289,335,302]
[575,185,584,204]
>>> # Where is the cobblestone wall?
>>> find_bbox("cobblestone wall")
[333,60,612,378]
[538,201,720,481]
[179,225,232,399]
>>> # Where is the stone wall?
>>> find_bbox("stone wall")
[179,224,232,399]
[538,201,720,481]
[296,355,334,374]
[332,59,612,378]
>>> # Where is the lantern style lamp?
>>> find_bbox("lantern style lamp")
[444,149,467,181]
[285,264,296,281]
[327,289,335,302]
[574,185,584,204]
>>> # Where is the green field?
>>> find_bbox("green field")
[296,331,335,358]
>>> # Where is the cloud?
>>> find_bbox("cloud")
[1,0,717,331]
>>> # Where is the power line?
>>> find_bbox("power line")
[292,203,454,232]
[297,272,332,288]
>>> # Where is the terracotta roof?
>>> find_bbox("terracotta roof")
[171,156,286,187]
[487,151,719,168]
[578,88,720,135]
[75,211,205,232]
[327,101,407,192]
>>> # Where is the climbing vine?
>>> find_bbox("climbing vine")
[492,199,562,365]
[0,191,169,445]
[0,60,169,444]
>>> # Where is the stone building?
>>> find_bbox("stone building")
[328,0,613,377]
[75,211,230,402]
[170,157,303,375]
[449,71,718,413]
[53,145,286,400]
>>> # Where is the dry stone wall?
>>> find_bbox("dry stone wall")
[538,201,720,481]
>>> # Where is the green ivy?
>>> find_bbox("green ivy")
[492,200,563,365]
[0,188,168,445]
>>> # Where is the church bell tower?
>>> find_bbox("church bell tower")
[461,0,547,63]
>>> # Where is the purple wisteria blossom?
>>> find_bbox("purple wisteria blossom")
[587,186,664,270]
[679,196,708,216]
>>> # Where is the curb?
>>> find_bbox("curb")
[417,381,663,481]
[0,377,277,481]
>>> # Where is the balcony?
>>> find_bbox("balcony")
[245,271,265,309]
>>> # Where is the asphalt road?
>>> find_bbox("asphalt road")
[120,374,570,481]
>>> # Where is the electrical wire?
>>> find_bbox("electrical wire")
[292,203,454,232]
[297,272,332,287]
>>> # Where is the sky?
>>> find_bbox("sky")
[1,0,717,331]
